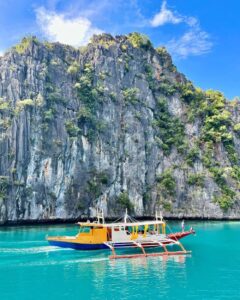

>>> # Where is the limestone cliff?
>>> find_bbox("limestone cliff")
[0,33,240,224]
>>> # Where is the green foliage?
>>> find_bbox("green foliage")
[77,106,106,140]
[0,99,10,111]
[0,118,11,130]
[224,142,238,164]
[202,91,238,166]
[98,173,109,185]
[202,113,232,143]
[75,63,96,108]
[109,92,117,101]
[74,62,106,140]
[175,84,205,121]
[0,176,10,200]
[201,142,214,168]
[65,120,80,137]
[158,81,177,96]
[156,47,177,71]
[233,123,240,135]
[15,99,34,114]
[17,99,34,107]
[156,170,176,197]
[210,167,227,186]
[67,62,79,75]
[45,73,65,105]
[121,44,128,51]
[142,191,151,207]
[214,194,234,211]
[231,166,240,181]
[156,47,169,57]
[127,33,152,49]
[144,64,155,90]
[187,174,205,187]
[14,36,38,54]
[90,35,116,49]
[46,89,64,104]
[200,90,231,142]
[86,170,109,199]
[134,111,141,120]
[186,147,199,166]
[50,59,60,66]
[153,97,185,155]
[210,167,236,210]
[123,88,139,104]
[13,180,25,187]
[124,62,129,73]
[44,41,54,50]
[43,109,55,122]
[162,201,172,212]
[0,176,10,187]
[87,180,101,199]
[99,72,106,81]
[176,82,198,104]
[77,106,93,123]
[186,89,239,169]
[95,84,105,97]
[36,93,44,107]
[117,192,134,213]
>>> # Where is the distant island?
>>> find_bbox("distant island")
[0,33,240,225]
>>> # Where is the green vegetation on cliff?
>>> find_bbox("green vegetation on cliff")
[0,32,240,224]
[153,97,185,155]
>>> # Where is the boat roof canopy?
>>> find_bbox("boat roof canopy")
[77,220,165,228]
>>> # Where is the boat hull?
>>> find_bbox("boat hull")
[48,240,109,250]
[167,230,195,241]
[47,230,195,250]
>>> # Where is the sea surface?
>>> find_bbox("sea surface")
[0,221,240,300]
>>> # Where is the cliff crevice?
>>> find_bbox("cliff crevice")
[0,33,240,223]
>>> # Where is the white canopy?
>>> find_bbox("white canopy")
[77,220,164,228]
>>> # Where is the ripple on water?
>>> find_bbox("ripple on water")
[0,245,64,253]
[1,222,240,300]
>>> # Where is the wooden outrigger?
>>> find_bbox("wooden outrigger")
[47,211,194,259]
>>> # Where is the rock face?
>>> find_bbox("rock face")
[0,33,240,224]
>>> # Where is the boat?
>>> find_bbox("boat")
[47,211,195,259]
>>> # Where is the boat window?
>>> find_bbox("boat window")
[79,226,91,233]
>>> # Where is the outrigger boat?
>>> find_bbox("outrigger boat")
[47,211,195,259]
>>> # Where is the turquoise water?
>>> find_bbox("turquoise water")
[1,221,240,300]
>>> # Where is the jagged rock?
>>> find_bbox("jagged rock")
[0,33,240,224]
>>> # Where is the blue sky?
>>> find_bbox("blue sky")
[0,0,239,99]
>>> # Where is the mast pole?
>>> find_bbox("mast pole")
[124,209,128,223]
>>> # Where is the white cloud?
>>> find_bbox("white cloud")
[150,0,182,27]
[150,1,213,58]
[167,25,213,58]
[35,7,103,47]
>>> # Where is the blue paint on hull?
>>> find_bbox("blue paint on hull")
[48,240,109,250]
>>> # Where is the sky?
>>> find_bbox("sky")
[0,0,239,99]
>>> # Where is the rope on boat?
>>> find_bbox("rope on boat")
[161,216,180,241]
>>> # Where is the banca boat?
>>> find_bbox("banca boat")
[47,211,195,259]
